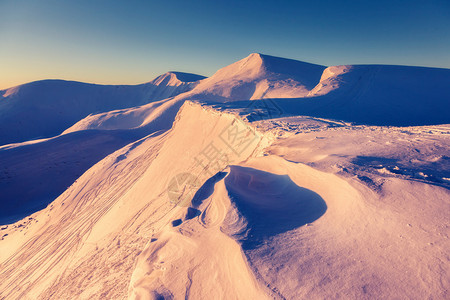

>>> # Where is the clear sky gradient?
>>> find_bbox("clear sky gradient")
[1,0,449,89]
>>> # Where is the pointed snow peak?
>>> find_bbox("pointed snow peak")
[255,53,326,74]
[246,52,264,61]
[150,72,206,86]
[211,53,327,83]
[244,52,275,65]
[209,53,266,81]
[241,52,265,68]
[187,53,327,101]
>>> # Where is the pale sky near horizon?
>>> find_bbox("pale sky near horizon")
[1,0,449,89]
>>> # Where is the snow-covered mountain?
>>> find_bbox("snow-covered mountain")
[2,54,448,146]
[58,53,326,133]
[187,53,326,101]
[302,64,450,125]
[62,54,450,135]
[0,72,205,145]
[0,53,449,299]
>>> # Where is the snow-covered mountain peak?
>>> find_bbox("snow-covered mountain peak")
[150,71,206,86]
[0,73,206,144]
[209,53,265,80]
[187,53,327,101]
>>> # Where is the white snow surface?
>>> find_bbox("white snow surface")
[0,53,449,299]
[63,54,450,135]
[0,72,205,144]
[186,53,326,101]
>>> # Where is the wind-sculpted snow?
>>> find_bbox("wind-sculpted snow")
[224,165,327,250]
[0,102,271,299]
[0,53,449,299]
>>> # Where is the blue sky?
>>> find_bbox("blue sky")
[1,0,449,89]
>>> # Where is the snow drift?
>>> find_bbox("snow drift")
[0,101,271,299]
[0,53,449,299]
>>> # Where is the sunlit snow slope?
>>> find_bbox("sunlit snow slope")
[185,53,326,101]
[0,102,271,299]
[0,53,449,300]
[60,53,326,133]
[0,72,205,145]
[63,54,450,135]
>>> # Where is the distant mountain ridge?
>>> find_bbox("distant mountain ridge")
[1,53,450,145]
[269,64,450,126]
[0,53,449,300]
[0,72,205,145]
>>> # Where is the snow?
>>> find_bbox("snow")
[0,72,205,145]
[57,54,450,136]
[0,129,144,224]
[224,164,327,250]
[0,53,449,299]
[186,53,326,101]
[220,64,450,126]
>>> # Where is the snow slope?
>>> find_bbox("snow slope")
[0,95,183,224]
[0,102,271,299]
[59,53,326,133]
[64,55,450,136]
[62,97,184,133]
[270,64,450,126]
[0,129,143,224]
[1,100,448,299]
[0,53,449,299]
[187,53,326,101]
[0,72,205,145]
